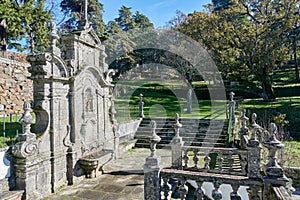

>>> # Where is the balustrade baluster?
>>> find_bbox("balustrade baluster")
[195,179,205,200]
[217,152,224,172]
[183,149,189,169]
[240,154,247,175]
[212,181,222,200]
[193,149,199,169]
[227,152,234,171]
[204,154,211,170]
[247,186,261,200]
[162,177,171,200]
[179,179,188,200]
[230,183,241,200]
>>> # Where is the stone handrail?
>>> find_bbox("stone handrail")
[269,186,294,200]
[178,146,248,176]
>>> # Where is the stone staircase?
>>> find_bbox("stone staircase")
[134,118,229,148]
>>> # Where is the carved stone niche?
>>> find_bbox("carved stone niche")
[84,88,95,116]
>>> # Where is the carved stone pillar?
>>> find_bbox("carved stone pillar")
[171,113,184,169]
[144,120,161,200]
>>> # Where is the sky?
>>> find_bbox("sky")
[100,0,211,27]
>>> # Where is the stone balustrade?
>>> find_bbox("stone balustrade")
[144,109,294,200]
[160,169,262,200]
[179,146,248,176]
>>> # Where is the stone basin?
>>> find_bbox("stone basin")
[78,150,114,178]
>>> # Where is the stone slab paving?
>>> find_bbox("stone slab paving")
[44,148,171,200]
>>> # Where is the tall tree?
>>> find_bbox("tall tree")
[178,0,300,101]
[115,6,137,31]
[0,0,51,52]
[60,0,106,39]
[104,6,155,78]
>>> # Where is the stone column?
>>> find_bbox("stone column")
[170,113,184,169]
[247,113,261,179]
[138,93,144,118]
[144,120,161,200]
[262,123,293,198]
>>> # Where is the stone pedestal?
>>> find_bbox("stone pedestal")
[171,113,184,169]
[144,120,161,200]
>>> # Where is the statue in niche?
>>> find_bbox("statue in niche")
[85,88,94,112]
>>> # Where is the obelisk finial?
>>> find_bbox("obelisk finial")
[78,0,90,30]
[84,0,88,22]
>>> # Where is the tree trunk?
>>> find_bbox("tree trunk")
[293,36,300,82]
[261,68,276,101]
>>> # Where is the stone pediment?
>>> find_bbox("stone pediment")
[74,27,102,48]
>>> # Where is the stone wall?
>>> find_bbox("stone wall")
[0,51,32,114]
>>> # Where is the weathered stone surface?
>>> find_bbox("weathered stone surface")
[0,51,32,114]
[9,19,117,199]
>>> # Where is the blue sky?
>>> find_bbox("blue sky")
[100,0,211,27]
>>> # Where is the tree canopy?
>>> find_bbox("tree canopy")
[60,0,106,39]
[177,0,300,101]
[0,0,51,52]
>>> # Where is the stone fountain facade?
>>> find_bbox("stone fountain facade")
[10,19,118,199]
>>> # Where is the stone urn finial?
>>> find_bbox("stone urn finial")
[248,113,261,147]
[263,123,285,178]
[174,113,182,138]
[18,102,35,142]
[240,109,249,131]
[229,91,235,101]
[12,102,38,158]
[149,120,161,157]
[138,93,144,118]
[239,109,249,149]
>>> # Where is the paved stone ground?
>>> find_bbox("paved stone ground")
[44,148,300,200]
[44,148,171,200]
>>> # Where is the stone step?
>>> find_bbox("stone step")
[0,190,23,200]
[135,117,229,148]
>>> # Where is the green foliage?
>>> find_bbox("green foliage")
[177,0,300,101]
[60,0,106,39]
[0,0,51,52]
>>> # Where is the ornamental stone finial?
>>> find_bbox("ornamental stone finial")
[229,91,235,101]
[239,109,249,149]
[78,0,91,30]
[240,109,249,130]
[263,123,285,178]
[138,93,144,118]
[47,21,60,54]
[248,113,261,146]
[149,120,161,158]
[174,113,182,138]
[18,102,35,142]
[12,102,38,158]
